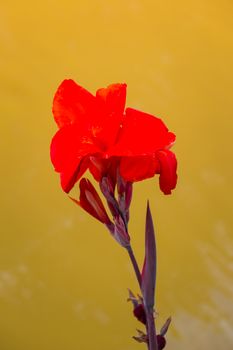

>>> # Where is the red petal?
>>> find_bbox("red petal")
[52,79,96,128]
[60,157,89,193]
[96,83,126,115]
[91,84,126,150]
[156,150,177,194]
[89,157,119,188]
[88,157,108,182]
[50,124,99,192]
[109,108,175,156]
[119,155,160,182]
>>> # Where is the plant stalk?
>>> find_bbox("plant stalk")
[127,245,158,350]
[126,245,141,288]
[146,309,158,350]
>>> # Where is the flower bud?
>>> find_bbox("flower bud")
[157,335,166,349]
[70,178,112,226]
[100,176,120,217]
[113,215,130,247]
[128,290,146,325]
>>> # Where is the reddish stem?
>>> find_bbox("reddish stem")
[146,309,158,350]
[126,245,142,288]
[126,245,158,350]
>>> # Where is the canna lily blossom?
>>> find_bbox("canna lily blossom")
[50,80,177,194]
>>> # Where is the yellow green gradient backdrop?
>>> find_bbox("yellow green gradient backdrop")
[1,1,233,349]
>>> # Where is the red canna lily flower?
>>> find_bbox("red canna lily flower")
[50,80,177,195]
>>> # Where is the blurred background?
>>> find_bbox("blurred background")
[0,1,233,349]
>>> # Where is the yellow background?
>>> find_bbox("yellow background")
[1,1,233,349]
